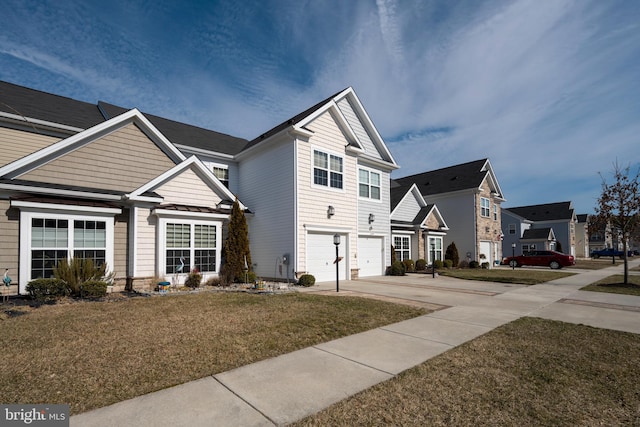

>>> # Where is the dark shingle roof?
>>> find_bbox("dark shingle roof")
[577,214,588,223]
[245,89,347,149]
[522,228,553,240]
[98,101,249,156]
[390,180,415,211]
[506,201,574,222]
[0,81,106,130]
[394,159,489,196]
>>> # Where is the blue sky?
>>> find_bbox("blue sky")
[1,0,639,214]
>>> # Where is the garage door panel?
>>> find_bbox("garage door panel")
[358,237,384,277]
[307,233,346,282]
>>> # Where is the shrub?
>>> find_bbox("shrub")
[184,268,202,289]
[469,260,480,269]
[298,274,316,287]
[481,262,490,269]
[458,260,470,269]
[389,261,406,276]
[80,280,108,298]
[415,259,427,271]
[246,271,257,284]
[433,259,444,269]
[26,278,69,302]
[402,259,415,273]
[443,259,453,268]
[205,277,222,287]
[445,242,460,267]
[54,257,114,297]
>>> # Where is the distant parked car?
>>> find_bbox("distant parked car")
[502,250,575,269]
[590,248,625,259]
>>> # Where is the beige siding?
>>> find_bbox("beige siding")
[156,167,222,207]
[297,111,358,273]
[0,200,20,293]
[114,210,129,278]
[19,123,176,192]
[0,127,61,167]
[136,207,157,276]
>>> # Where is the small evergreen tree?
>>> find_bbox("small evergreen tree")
[445,241,460,267]
[555,240,563,253]
[221,198,252,283]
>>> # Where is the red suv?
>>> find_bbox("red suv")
[502,250,575,269]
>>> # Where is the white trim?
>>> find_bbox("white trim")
[0,111,84,133]
[11,200,121,215]
[156,216,224,282]
[152,209,229,220]
[127,155,245,210]
[311,147,346,193]
[174,144,235,160]
[303,224,352,233]
[18,209,116,294]
[0,183,123,201]
[0,108,186,179]
[129,206,138,277]
[358,166,382,202]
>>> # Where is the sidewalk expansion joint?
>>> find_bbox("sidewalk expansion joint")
[211,375,277,426]
[378,326,459,348]
[312,346,397,377]
[559,298,640,313]
[361,280,499,296]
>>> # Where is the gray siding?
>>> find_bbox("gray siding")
[427,193,477,260]
[337,98,382,161]
[0,199,20,293]
[393,192,421,222]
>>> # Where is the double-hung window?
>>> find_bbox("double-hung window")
[481,197,490,218]
[213,166,229,188]
[393,236,410,261]
[428,236,443,263]
[359,169,381,200]
[313,150,343,189]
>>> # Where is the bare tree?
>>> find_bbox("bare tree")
[592,162,640,284]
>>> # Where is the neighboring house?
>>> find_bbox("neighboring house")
[501,201,577,257]
[393,159,506,267]
[390,183,449,264]
[0,97,245,294]
[575,214,590,258]
[1,81,398,292]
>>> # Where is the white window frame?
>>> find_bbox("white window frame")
[157,215,224,283]
[481,197,490,218]
[493,204,498,221]
[358,167,381,201]
[427,236,443,264]
[312,148,344,191]
[18,208,117,294]
[212,166,229,188]
[393,235,411,261]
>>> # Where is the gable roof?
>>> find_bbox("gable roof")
[98,101,249,156]
[521,227,556,241]
[394,158,504,198]
[505,201,574,222]
[242,87,398,169]
[0,80,105,132]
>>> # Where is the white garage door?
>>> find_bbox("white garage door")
[479,241,492,267]
[307,233,347,282]
[358,236,384,277]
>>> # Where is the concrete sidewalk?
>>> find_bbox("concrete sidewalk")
[71,259,640,426]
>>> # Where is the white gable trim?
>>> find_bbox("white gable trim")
[296,100,360,147]
[0,108,186,179]
[480,159,506,202]
[423,205,450,231]
[391,184,426,218]
[127,155,247,210]
[336,88,398,168]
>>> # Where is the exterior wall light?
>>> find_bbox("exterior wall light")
[368,213,375,224]
[327,205,335,218]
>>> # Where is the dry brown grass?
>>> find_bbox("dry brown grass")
[295,317,640,426]
[0,292,425,414]
[582,274,640,296]
[439,268,574,285]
